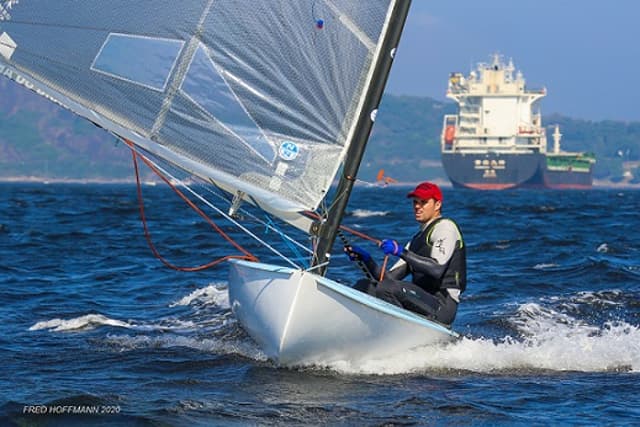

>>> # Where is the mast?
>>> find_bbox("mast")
[312,0,412,275]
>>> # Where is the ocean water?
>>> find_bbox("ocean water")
[1,182,639,426]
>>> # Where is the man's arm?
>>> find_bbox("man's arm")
[399,220,459,279]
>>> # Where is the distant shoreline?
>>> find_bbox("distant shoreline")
[1,176,639,189]
[0,176,138,184]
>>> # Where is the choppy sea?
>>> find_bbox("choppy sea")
[1,182,639,426]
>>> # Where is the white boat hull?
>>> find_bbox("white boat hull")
[228,259,459,365]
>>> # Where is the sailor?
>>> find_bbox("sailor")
[344,182,466,326]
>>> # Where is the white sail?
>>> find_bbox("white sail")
[0,1,457,366]
[0,0,395,214]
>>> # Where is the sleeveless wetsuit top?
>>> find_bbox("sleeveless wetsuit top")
[407,217,467,294]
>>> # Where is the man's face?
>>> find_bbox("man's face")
[412,197,441,223]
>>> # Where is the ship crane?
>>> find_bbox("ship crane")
[553,124,562,154]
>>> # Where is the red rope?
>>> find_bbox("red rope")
[126,141,257,271]
[379,256,388,281]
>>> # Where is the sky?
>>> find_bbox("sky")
[386,0,640,122]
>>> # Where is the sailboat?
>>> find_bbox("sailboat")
[0,0,458,365]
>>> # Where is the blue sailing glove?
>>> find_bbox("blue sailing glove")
[380,239,403,256]
[344,245,371,262]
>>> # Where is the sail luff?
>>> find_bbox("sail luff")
[313,0,412,275]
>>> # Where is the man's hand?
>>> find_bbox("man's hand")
[380,239,403,256]
[343,245,371,262]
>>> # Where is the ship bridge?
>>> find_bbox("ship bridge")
[443,54,547,154]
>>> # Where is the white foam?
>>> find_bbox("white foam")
[571,290,623,306]
[30,287,639,375]
[29,314,133,332]
[29,314,196,333]
[170,282,229,308]
[318,302,640,375]
[533,263,559,270]
[351,209,388,218]
[103,333,267,361]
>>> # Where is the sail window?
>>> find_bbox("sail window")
[91,33,184,92]
[180,44,275,163]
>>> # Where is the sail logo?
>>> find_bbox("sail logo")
[0,0,19,21]
[278,141,299,161]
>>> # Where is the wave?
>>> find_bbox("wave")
[349,209,389,218]
[533,263,560,270]
[170,282,229,308]
[27,283,640,376]
[101,333,267,362]
[29,314,133,332]
[27,282,265,361]
[315,293,640,375]
[323,324,639,376]
[29,282,231,332]
[527,256,640,286]
[29,313,196,332]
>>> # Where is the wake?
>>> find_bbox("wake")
[29,284,640,375]
[325,299,640,375]
[28,282,266,361]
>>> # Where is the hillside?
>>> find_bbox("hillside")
[0,79,140,181]
[1,78,639,184]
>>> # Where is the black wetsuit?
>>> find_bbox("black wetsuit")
[354,217,466,325]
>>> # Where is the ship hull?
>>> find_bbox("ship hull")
[543,169,594,189]
[441,152,543,190]
[442,152,594,190]
[541,154,596,189]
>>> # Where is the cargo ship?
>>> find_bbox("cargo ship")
[440,54,595,190]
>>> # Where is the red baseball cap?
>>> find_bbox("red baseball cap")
[407,182,443,202]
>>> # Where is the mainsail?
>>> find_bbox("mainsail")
[0,0,410,269]
[1,1,457,366]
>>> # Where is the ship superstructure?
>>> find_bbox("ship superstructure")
[440,54,594,189]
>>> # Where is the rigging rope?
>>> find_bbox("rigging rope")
[337,230,375,282]
[306,211,388,281]
[127,141,257,271]
[131,147,303,270]
[125,139,389,276]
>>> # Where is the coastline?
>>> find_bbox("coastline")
[1,176,639,189]
[0,176,144,185]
